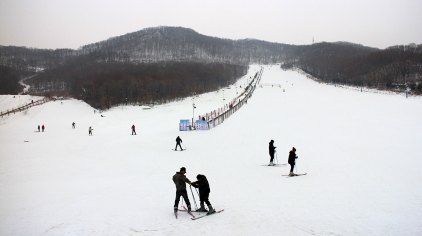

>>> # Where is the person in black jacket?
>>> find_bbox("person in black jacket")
[268,140,276,166]
[288,147,298,176]
[192,174,216,214]
[175,136,183,151]
[131,125,136,135]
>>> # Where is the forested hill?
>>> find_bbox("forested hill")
[0,46,75,70]
[1,26,422,105]
[28,61,247,109]
[79,27,290,64]
[0,27,290,70]
[284,43,422,93]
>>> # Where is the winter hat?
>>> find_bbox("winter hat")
[180,167,186,172]
[197,174,207,180]
[270,140,274,143]
[292,147,296,151]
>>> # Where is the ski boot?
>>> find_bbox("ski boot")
[289,172,295,176]
[174,206,178,213]
[196,203,208,212]
[207,205,216,215]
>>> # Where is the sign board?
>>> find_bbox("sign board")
[179,119,190,131]
[195,120,209,130]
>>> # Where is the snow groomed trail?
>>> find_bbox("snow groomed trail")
[1,65,422,236]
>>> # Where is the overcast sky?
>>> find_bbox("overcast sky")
[0,0,421,49]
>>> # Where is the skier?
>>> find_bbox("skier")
[37,125,40,132]
[191,174,216,215]
[175,136,183,151]
[173,167,192,213]
[41,124,45,132]
[88,126,93,136]
[268,140,276,166]
[288,147,298,176]
[72,122,76,129]
[131,125,136,135]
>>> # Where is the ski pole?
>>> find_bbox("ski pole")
[193,187,206,215]
[275,151,279,165]
[189,185,198,210]
[194,187,200,199]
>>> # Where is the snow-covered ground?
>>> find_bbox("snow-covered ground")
[1,65,422,236]
[0,95,43,113]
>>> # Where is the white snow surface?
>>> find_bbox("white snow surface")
[1,65,422,236]
[0,95,43,113]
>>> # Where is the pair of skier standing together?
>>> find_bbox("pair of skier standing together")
[172,167,216,215]
[269,140,299,176]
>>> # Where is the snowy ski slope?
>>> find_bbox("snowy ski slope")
[1,65,422,236]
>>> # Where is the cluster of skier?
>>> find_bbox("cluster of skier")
[171,138,302,218]
[61,121,301,214]
[172,167,216,216]
[36,124,45,132]
[64,122,137,136]
[269,140,300,176]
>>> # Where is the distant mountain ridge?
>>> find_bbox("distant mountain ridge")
[1,26,421,100]
[78,26,291,64]
[0,26,382,70]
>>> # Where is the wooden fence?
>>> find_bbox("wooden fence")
[0,97,53,117]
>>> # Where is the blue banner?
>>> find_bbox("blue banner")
[195,120,209,130]
[179,119,190,131]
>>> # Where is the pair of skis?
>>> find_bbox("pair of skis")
[175,206,224,220]
[192,209,224,220]
[261,163,286,167]
[261,163,307,177]
[174,207,194,219]
[282,173,307,177]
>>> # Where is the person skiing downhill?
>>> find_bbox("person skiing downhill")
[72,122,76,129]
[88,126,93,136]
[41,124,45,132]
[175,136,183,151]
[173,167,192,213]
[191,174,216,215]
[269,140,276,166]
[288,147,298,176]
[131,125,136,135]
